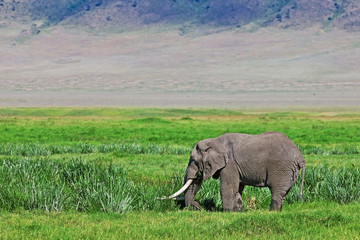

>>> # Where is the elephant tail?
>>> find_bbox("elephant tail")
[298,163,305,201]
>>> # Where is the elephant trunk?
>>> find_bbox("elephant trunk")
[184,179,202,207]
[184,160,202,207]
[158,161,201,201]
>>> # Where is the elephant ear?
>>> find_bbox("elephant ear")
[198,139,228,180]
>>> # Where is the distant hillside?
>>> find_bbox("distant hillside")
[1,0,360,31]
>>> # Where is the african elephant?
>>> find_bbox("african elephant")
[162,132,305,211]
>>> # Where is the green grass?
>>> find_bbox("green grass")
[1,108,360,147]
[0,158,358,213]
[0,108,359,239]
[1,203,359,239]
[0,158,181,213]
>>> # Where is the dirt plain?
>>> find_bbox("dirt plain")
[1,24,360,109]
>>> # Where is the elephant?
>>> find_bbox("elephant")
[162,132,305,211]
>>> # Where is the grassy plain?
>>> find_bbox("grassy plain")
[0,108,359,239]
[1,203,359,239]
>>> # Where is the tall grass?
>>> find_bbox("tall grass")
[1,159,359,213]
[1,143,358,157]
[0,158,178,213]
[0,143,191,157]
[299,145,359,155]
[302,165,360,203]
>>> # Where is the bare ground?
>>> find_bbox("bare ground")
[1,24,360,109]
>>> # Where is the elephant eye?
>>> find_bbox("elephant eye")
[205,147,211,152]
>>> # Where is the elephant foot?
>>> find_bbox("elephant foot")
[234,205,243,212]
[270,199,282,211]
[191,201,201,211]
[234,192,243,211]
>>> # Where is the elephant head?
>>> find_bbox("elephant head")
[162,138,228,209]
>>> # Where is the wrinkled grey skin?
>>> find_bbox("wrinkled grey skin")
[184,132,305,211]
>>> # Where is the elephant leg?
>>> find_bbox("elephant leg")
[269,172,298,211]
[220,180,241,212]
[269,188,287,211]
[220,166,241,211]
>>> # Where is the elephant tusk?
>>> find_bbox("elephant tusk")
[157,179,193,200]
